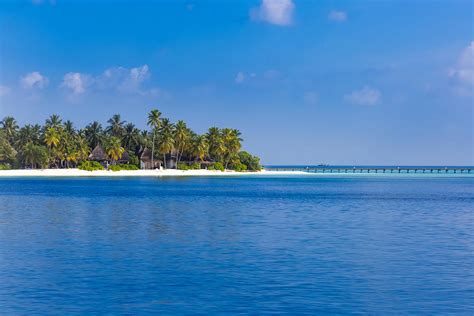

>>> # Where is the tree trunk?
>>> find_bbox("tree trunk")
[176,145,182,169]
[151,130,156,169]
[163,154,167,169]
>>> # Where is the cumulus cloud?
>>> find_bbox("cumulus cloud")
[328,10,347,22]
[235,72,245,84]
[449,41,474,86]
[251,0,294,26]
[130,65,150,85]
[61,72,92,94]
[59,64,152,96]
[345,86,381,106]
[20,71,49,89]
[0,85,10,97]
[100,64,150,93]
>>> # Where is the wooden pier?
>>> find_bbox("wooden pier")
[265,166,474,174]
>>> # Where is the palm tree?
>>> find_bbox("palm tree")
[84,121,103,148]
[214,137,226,163]
[193,135,209,162]
[222,128,242,169]
[139,130,149,148]
[22,142,37,168]
[64,120,75,135]
[21,143,48,169]
[1,109,259,171]
[44,127,60,167]
[1,116,18,144]
[45,114,62,129]
[147,109,162,168]
[158,118,174,169]
[207,127,221,161]
[106,114,126,138]
[31,124,42,144]
[174,120,190,167]
[76,135,90,163]
[106,136,125,165]
[0,130,17,164]
[122,123,140,151]
[15,124,41,150]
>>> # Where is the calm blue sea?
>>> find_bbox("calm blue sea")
[0,175,473,314]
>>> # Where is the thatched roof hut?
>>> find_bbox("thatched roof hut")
[88,145,109,162]
[139,148,162,169]
[117,151,130,164]
[139,148,152,161]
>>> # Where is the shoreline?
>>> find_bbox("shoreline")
[0,168,309,177]
[0,168,471,178]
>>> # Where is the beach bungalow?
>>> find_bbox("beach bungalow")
[117,151,130,165]
[164,152,177,169]
[139,148,162,169]
[88,145,110,167]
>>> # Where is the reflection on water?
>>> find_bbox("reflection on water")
[0,176,473,314]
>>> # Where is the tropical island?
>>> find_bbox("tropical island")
[0,109,263,176]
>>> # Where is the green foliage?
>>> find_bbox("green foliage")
[20,143,49,169]
[177,162,190,170]
[177,162,201,170]
[1,112,262,171]
[0,163,11,170]
[128,153,140,167]
[208,162,224,171]
[190,162,201,170]
[105,136,125,162]
[0,130,17,163]
[109,164,139,171]
[78,161,104,171]
[232,161,247,172]
[238,151,261,171]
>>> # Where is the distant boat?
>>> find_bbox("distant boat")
[317,163,330,167]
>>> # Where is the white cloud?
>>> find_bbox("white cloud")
[345,86,381,106]
[449,41,474,86]
[59,64,157,98]
[20,71,49,89]
[303,91,318,105]
[99,64,150,93]
[0,85,10,97]
[235,72,245,84]
[328,10,347,22]
[61,72,92,94]
[251,0,294,26]
[130,65,150,85]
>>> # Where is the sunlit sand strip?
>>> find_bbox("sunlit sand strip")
[0,168,310,177]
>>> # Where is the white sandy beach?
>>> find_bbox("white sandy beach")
[0,168,308,177]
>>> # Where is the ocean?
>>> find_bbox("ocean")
[0,174,473,314]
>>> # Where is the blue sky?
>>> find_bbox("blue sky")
[0,0,472,165]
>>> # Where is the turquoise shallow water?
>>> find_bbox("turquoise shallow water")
[0,175,473,314]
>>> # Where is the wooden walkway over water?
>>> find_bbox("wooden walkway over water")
[266,166,474,174]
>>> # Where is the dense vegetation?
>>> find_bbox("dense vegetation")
[0,110,261,171]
